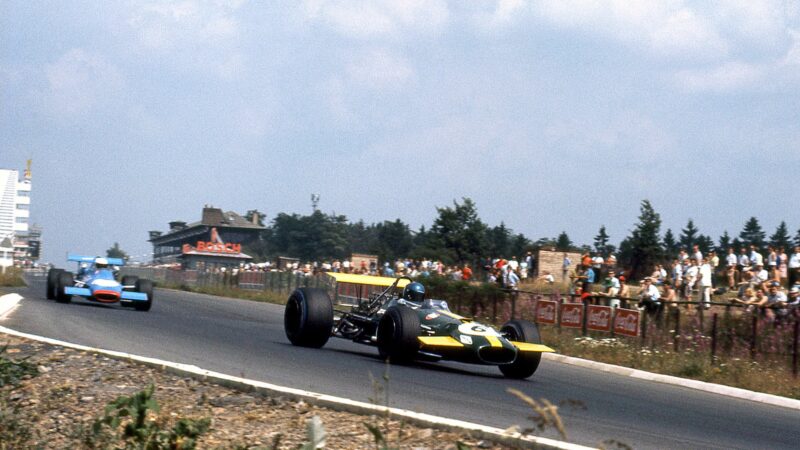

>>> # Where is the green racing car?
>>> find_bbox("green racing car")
[284,273,553,379]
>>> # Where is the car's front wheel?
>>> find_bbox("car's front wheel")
[499,319,543,379]
[284,288,333,348]
[133,279,154,311]
[46,268,63,300]
[377,306,420,364]
[55,271,74,304]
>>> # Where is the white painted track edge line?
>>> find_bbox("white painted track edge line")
[542,353,800,411]
[0,323,591,450]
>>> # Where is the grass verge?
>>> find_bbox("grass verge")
[0,267,26,288]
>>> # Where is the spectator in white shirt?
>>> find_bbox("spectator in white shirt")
[692,245,703,264]
[726,248,739,289]
[738,248,750,273]
[698,257,713,309]
[750,245,764,268]
[789,246,800,288]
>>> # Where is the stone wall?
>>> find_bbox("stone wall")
[536,249,583,282]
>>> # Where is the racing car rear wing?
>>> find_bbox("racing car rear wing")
[326,272,411,288]
[67,253,125,266]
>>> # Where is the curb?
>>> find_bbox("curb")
[0,322,590,450]
[542,352,800,411]
[0,293,23,318]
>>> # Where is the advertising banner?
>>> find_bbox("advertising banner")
[535,300,558,325]
[560,303,584,328]
[613,308,641,337]
[586,305,613,332]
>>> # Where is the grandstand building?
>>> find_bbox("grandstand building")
[149,206,264,270]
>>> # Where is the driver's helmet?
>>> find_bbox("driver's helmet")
[94,257,109,269]
[402,282,426,304]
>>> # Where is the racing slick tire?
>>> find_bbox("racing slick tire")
[121,275,139,290]
[55,271,74,304]
[46,268,63,300]
[284,288,333,348]
[133,279,154,311]
[499,319,543,379]
[377,306,420,364]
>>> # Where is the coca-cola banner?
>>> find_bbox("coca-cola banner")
[613,308,640,337]
[560,303,583,328]
[535,300,558,325]
[586,305,613,332]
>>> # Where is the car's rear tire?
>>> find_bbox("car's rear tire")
[499,320,543,379]
[46,268,63,300]
[121,275,139,290]
[284,288,333,348]
[55,271,74,304]
[133,279,153,311]
[377,306,420,364]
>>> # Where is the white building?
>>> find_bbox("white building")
[0,161,32,264]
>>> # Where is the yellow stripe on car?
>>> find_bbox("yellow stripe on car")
[418,336,464,347]
[486,335,502,347]
[510,341,556,353]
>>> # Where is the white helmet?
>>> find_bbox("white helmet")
[95,257,109,269]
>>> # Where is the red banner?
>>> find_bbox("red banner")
[613,308,641,337]
[586,305,613,332]
[560,303,583,328]
[535,300,558,325]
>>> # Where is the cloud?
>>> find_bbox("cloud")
[674,61,764,92]
[39,49,124,117]
[532,1,728,61]
[346,49,414,88]
[301,0,449,39]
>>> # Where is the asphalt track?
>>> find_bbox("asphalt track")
[3,277,799,449]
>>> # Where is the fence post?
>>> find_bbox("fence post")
[641,312,648,344]
[581,297,588,337]
[750,314,758,360]
[711,313,718,364]
[674,307,680,352]
[793,317,799,379]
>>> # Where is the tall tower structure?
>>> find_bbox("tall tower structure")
[0,161,33,264]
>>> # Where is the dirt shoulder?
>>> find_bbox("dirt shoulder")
[0,333,518,449]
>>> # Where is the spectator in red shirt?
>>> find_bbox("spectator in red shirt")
[461,264,473,281]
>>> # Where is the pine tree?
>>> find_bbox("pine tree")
[593,225,615,256]
[796,228,800,248]
[679,219,700,251]
[739,217,766,250]
[618,200,663,280]
[556,231,572,252]
[662,229,678,258]
[697,235,715,255]
[717,231,731,254]
[769,221,792,251]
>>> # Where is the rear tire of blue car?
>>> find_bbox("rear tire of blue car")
[377,306,420,364]
[133,279,153,311]
[46,268,63,300]
[55,271,73,304]
[499,320,542,379]
[284,288,333,348]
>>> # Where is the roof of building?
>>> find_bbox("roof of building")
[181,207,263,230]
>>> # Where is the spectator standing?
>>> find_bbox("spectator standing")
[525,251,535,278]
[778,247,788,284]
[698,257,713,309]
[726,248,739,288]
[508,256,519,273]
[789,246,800,288]
[709,250,719,287]
[750,245,764,269]
[461,264,473,281]
[692,245,703,264]
[738,248,750,274]
[767,246,778,280]
[671,259,683,292]
[562,253,571,281]
[678,248,689,263]
[683,259,699,300]
[603,269,621,308]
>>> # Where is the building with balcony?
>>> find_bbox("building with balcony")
[149,206,265,270]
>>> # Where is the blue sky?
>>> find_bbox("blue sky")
[2,1,799,264]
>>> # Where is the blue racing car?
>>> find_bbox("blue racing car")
[46,254,154,311]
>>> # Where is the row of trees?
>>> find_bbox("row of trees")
[241,198,800,281]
